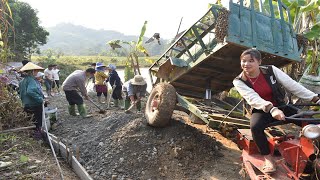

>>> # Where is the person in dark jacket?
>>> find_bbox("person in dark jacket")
[19,62,45,139]
[107,64,123,108]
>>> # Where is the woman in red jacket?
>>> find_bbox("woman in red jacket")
[233,49,320,173]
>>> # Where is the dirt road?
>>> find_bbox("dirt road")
[49,94,242,179]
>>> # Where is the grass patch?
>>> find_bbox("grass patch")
[32,56,158,69]
[31,56,158,82]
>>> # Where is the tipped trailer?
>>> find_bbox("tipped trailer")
[145,0,302,129]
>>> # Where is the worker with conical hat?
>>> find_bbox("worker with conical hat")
[19,62,45,140]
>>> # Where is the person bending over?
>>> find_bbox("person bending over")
[122,75,147,113]
[62,68,96,118]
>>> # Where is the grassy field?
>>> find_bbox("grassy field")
[31,56,158,82]
[32,56,158,69]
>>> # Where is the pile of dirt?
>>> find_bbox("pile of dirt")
[49,94,242,179]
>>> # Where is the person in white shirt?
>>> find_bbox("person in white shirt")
[52,64,60,94]
[44,65,54,97]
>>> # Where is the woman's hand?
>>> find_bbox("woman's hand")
[270,107,285,121]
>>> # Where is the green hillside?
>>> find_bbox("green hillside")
[41,23,169,56]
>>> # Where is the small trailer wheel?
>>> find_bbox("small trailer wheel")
[145,83,176,127]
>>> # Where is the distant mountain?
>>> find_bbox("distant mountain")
[41,23,169,56]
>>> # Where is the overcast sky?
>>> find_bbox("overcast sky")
[19,0,222,39]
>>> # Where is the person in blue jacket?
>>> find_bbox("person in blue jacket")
[107,64,123,108]
[19,62,45,139]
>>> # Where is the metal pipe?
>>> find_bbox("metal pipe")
[219,99,244,127]
[205,89,212,100]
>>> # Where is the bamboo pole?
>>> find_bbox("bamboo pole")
[0,126,35,134]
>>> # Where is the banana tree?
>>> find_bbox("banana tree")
[0,0,15,63]
[279,0,320,92]
[107,21,151,79]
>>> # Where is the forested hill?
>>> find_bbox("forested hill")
[41,23,169,56]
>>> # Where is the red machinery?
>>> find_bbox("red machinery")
[237,106,320,180]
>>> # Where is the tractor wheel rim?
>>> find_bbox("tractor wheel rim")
[151,94,160,112]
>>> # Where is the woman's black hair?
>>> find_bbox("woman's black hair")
[240,48,261,60]
[86,68,96,74]
[22,60,30,66]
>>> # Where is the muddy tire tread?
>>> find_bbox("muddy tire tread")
[145,83,176,127]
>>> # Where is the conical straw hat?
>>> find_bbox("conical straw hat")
[20,62,44,72]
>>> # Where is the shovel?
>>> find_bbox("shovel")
[125,103,135,113]
[124,100,139,113]
[88,99,106,114]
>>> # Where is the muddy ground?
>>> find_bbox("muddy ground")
[48,93,242,180]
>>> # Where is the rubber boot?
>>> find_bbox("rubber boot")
[124,99,131,110]
[33,128,43,141]
[104,96,108,105]
[68,105,77,116]
[49,89,53,97]
[136,101,142,112]
[46,90,50,97]
[98,96,104,104]
[114,100,119,107]
[119,99,124,110]
[77,104,91,118]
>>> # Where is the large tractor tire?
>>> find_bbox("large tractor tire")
[145,83,176,127]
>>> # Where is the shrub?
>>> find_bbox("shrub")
[110,58,117,63]
[0,83,31,130]
[228,88,242,99]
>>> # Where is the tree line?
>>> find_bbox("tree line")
[0,0,49,62]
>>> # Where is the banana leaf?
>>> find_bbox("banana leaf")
[300,0,318,13]
[5,0,12,17]
[304,22,320,40]
[299,64,320,93]
[136,21,147,49]
[136,21,149,56]
[145,58,154,64]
